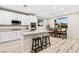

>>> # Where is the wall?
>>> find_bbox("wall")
[67,13,79,39]
[48,13,79,39]
[37,18,48,31]
[47,18,55,29]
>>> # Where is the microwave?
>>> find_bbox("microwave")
[31,22,36,31]
[12,20,21,25]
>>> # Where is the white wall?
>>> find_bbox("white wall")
[48,13,79,39]
[47,18,54,28]
[37,19,48,31]
[67,14,79,39]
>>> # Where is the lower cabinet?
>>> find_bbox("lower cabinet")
[23,33,46,52]
[0,31,22,43]
[0,40,22,53]
[0,31,23,53]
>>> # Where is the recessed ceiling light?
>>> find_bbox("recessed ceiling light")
[60,8,64,11]
[40,12,44,15]
[27,8,31,11]
[65,12,69,14]
[23,5,28,7]
[23,5,31,12]
[53,6,57,9]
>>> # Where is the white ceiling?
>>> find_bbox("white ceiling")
[0,5,79,18]
[28,5,79,18]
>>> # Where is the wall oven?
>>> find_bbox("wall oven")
[31,22,36,31]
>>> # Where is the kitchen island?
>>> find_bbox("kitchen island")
[21,30,49,52]
[0,25,28,52]
[0,28,48,52]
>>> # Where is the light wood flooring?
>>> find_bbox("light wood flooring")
[39,36,79,53]
[0,36,79,53]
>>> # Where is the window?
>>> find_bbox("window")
[54,17,68,29]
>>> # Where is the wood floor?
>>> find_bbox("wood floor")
[0,36,79,53]
[39,36,79,53]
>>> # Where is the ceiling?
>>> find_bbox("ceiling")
[0,5,79,18]
[28,5,79,18]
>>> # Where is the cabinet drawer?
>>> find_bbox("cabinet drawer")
[0,40,22,53]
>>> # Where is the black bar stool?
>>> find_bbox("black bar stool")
[58,31,67,39]
[32,37,42,53]
[42,36,51,49]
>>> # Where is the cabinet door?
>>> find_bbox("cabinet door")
[0,10,21,25]
[0,10,12,25]
[12,13,21,21]
[29,15,37,23]
[21,15,30,25]
[0,31,22,42]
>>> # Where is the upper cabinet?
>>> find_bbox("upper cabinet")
[29,15,37,23]
[21,15,30,25]
[0,10,12,25]
[10,13,30,25]
[0,10,37,25]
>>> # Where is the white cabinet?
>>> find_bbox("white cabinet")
[0,10,37,25]
[17,15,37,25]
[0,10,12,25]
[29,15,37,23]
[0,40,22,53]
[0,31,22,42]
[13,14,30,25]
[11,13,18,20]
[21,15,30,25]
[0,10,21,25]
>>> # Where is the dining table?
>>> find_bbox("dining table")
[48,30,67,39]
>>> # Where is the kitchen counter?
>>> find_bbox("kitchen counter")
[0,29,49,52]
[22,30,49,52]
[0,29,48,42]
[0,25,29,30]
[23,30,48,35]
[0,30,23,43]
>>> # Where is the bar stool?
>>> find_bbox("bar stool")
[32,37,42,53]
[42,36,51,49]
[62,31,67,39]
[58,31,67,39]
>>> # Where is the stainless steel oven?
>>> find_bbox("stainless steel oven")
[31,22,36,31]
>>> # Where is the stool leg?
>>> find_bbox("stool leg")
[37,39,39,52]
[48,37,51,46]
[35,40,37,53]
[38,39,39,48]
[40,39,43,50]
[46,36,51,47]
[32,40,34,51]
[45,37,47,48]
[41,39,43,49]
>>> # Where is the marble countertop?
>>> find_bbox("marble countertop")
[0,29,48,36]
[23,30,48,35]
[0,30,48,43]
[0,25,29,30]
